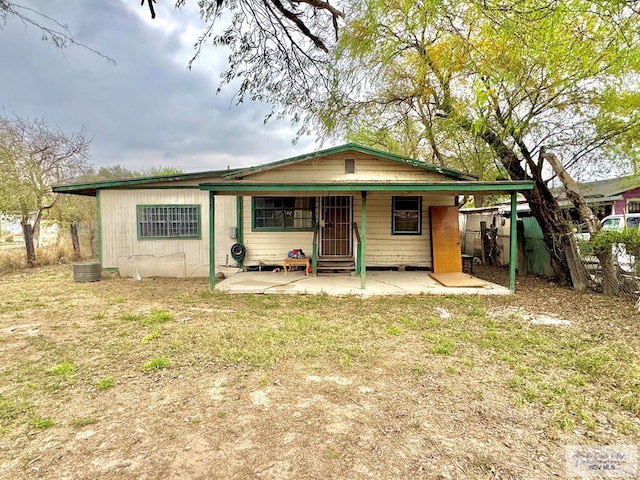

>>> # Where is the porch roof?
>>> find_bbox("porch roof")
[198,180,534,195]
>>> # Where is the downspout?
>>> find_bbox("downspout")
[96,190,102,264]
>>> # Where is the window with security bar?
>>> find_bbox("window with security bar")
[628,199,640,214]
[137,205,201,239]
[253,197,315,231]
[392,196,422,234]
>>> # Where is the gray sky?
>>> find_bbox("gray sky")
[0,0,323,173]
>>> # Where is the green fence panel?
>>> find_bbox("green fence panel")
[521,217,553,276]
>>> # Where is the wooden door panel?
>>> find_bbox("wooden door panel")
[430,206,462,273]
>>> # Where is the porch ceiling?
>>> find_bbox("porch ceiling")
[198,181,534,195]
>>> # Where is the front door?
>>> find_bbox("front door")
[321,196,352,256]
[430,206,462,273]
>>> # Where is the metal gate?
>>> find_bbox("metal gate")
[321,196,352,256]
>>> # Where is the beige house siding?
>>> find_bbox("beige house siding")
[239,192,455,268]
[241,196,314,265]
[241,153,449,183]
[100,189,236,277]
[354,192,454,267]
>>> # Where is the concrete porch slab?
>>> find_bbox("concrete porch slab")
[215,270,511,296]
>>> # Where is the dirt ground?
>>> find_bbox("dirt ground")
[0,265,639,479]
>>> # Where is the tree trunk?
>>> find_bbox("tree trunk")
[451,114,583,286]
[544,152,618,294]
[22,221,36,268]
[70,222,81,260]
[520,181,589,289]
[33,212,42,248]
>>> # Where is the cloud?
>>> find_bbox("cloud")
[0,0,321,173]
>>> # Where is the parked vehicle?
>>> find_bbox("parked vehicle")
[601,213,640,231]
[596,214,640,273]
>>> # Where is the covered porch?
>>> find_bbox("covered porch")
[200,181,534,293]
[214,269,510,296]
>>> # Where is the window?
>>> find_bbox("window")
[137,205,200,239]
[602,217,621,231]
[628,200,640,213]
[344,158,356,174]
[253,197,315,231]
[627,217,640,229]
[392,196,421,234]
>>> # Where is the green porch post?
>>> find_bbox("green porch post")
[312,225,318,277]
[96,190,102,265]
[360,191,367,289]
[236,196,244,269]
[236,196,243,244]
[509,192,517,292]
[209,192,216,290]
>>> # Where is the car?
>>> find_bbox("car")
[598,214,640,273]
[601,213,640,231]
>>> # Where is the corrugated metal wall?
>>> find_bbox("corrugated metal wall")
[520,216,554,276]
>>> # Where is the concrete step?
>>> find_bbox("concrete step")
[316,256,356,275]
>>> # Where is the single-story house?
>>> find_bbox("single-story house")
[54,143,533,290]
[555,174,640,219]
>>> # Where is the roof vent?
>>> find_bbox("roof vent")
[344,158,355,174]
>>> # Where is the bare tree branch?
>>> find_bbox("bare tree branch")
[0,1,116,64]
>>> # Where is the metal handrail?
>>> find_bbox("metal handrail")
[352,222,361,244]
[353,222,362,275]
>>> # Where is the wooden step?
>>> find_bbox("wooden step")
[316,256,356,275]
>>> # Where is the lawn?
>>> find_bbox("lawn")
[0,265,639,479]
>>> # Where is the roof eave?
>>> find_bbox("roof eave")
[52,168,240,195]
[199,180,533,195]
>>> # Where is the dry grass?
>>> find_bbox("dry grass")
[0,265,639,479]
[0,242,78,275]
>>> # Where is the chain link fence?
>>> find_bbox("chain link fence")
[576,231,640,298]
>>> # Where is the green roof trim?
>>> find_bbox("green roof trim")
[199,181,534,194]
[53,168,242,196]
[221,143,477,181]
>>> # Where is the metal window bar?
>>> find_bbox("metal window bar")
[138,206,199,238]
[254,197,314,229]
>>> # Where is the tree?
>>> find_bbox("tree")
[0,116,91,266]
[298,0,640,287]
[166,0,345,125]
[0,1,115,63]
[1,1,342,104]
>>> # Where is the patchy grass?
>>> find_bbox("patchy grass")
[95,377,115,391]
[0,265,639,479]
[32,417,55,429]
[144,356,171,371]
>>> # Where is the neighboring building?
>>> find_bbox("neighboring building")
[54,144,532,289]
[556,174,640,219]
[459,174,640,279]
